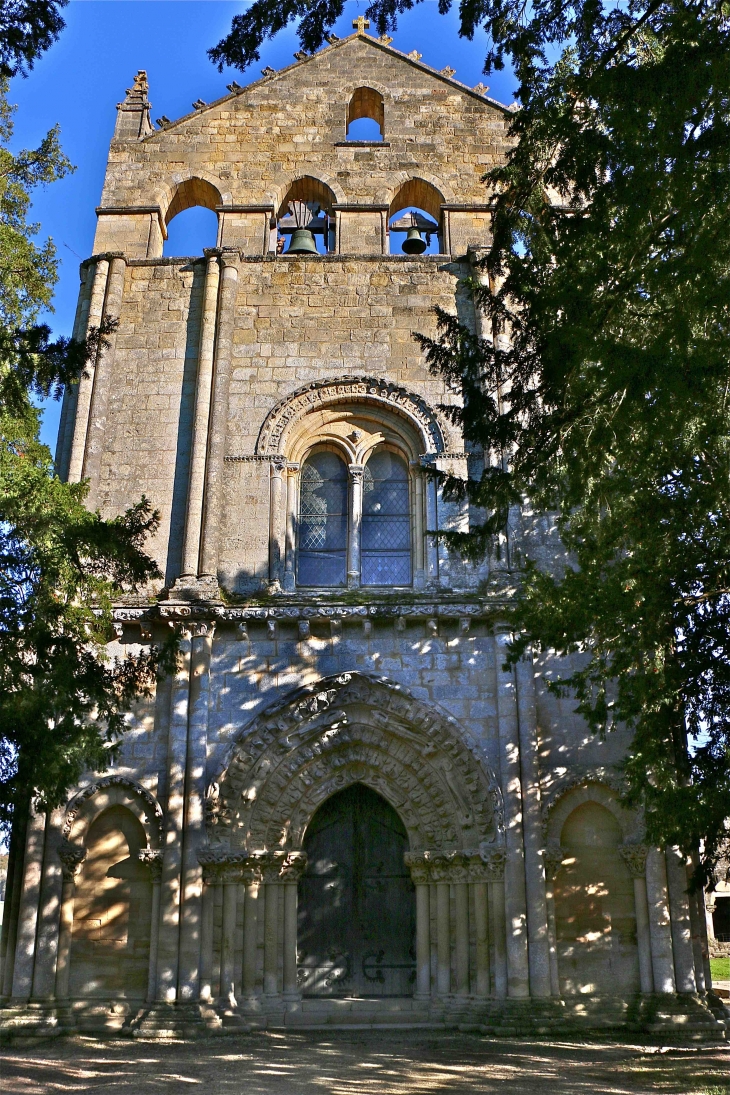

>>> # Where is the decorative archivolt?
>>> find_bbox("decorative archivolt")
[61,776,164,859]
[256,376,452,458]
[206,672,503,856]
[542,773,644,879]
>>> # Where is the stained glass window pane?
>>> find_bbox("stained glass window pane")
[297,452,348,587]
[362,450,411,586]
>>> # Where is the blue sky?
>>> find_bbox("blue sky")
[9,1,516,452]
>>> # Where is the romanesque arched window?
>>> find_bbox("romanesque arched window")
[297,451,349,587]
[361,449,411,586]
[296,445,413,589]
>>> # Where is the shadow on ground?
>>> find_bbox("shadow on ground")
[2,1031,729,1095]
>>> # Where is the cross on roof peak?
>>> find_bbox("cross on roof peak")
[353,16,370,34]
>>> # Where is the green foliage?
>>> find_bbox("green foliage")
[0,74,175,829]
[211,1,730,877]
[0,0,67,78]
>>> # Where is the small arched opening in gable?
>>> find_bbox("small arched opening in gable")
[274,176,337,255]
[388,179,443,255]
[346,87,385,141]
[163,177,221,256]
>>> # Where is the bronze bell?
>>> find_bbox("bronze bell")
[287,228,319,254]
[402,226,427,254]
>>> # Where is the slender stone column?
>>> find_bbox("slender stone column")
[620,844,654,993]
[472,877,491,998]
[406,857,431,999]
[347,465,364,588]
[241,864,262,1004]
[425,471,439,583]
[139,849,163,1004]
[543,846,563,996]
[262,859,281,997]
[199,868,216,1004]
[280,853,306,1000]
[67,257,109,483]
[54,841,86,1001]
[55,264,92,480]
[646,846,676,993]
[178,622,215,1001]
[31,807,66,1000]
[199,253,239,582]
[181,253,221,578]
[489,875,508,998]
[268,457,286,588]
[494,628,530,997]
[514,651,552,996]
[156,631,192,1002]
[665,846,697,993]
[0,805,29,998]
[433,863,451,996]
[83,254,127,506]
[11,806,47,1000]
[411,464,426,588]
[454,874,470,996]
[220,866,239,1008]
[283,463,300,592]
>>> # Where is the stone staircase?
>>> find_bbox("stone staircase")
[475,993,727,1041]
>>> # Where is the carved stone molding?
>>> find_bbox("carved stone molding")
[197,846,307,884]
[207,672,503,857]
[619,843,649,878]
[63,776,164,841]
[255,376,449,457]
[113,600,495,629]
[404,847,506,884]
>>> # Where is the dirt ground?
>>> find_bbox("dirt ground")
[1,1031,729,1095]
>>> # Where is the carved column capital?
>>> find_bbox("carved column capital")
[619,843,649,878]
[58,840,86,882]
[404,852,430,885]
[544,843,565,881]
[348,464,365,481]
[280,851,308,884]
[138,846,164,881]
[241,864,263,887]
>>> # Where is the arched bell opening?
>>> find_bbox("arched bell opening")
[162,176,222,257]
[274,176,336,255]
[388,179,444,255]
[346,86,385,141]
[298,783,415,997]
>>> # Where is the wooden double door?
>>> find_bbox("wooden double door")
[297,784,416,996]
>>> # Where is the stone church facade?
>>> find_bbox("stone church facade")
[0,28,725,1038]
